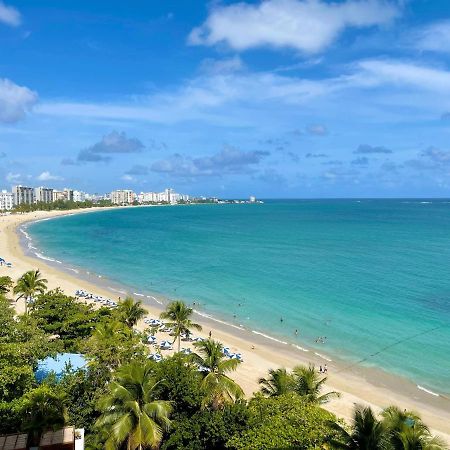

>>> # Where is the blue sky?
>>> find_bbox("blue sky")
[2,0,450,197]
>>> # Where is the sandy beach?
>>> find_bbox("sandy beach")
[1,207,449,440]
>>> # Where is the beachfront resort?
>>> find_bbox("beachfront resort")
[0,185,194,212]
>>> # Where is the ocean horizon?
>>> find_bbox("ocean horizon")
[25,200,450,395]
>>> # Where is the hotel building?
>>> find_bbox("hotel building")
[111,190,135,205]
[34,187,54,203]
[13,185,34,206]
[0,190,14,210]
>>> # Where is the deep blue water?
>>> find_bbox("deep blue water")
[27,200,450,394]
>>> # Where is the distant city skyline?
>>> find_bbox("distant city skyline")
[2,1,450,197]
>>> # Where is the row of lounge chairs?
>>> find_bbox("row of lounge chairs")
[75,290,118,308]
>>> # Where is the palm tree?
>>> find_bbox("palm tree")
[381,406,447,450]
[160,300,202,352]
[258,368,294,397]
[14,269,48,314]
[191,338,244,409]
[117,296,147,328]
[21,385,67,447]
[96,361,172,450]
[330,405,388,450]
[292,364,340,404]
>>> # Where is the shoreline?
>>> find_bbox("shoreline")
[1,207,449,440]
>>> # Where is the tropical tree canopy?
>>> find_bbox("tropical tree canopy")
[96,361,172,450]
[292,363,340,404]
[21,385,67,446]
[381,406,447,450]
[258,367,294,397]
[160,300,202,352]
[330,405,388,450]
[116,296,147,328]
[13,270,48,313]
[191,338,243,410]
[0,276,13,295]
[85,319,148,372]
[227,393,338,450]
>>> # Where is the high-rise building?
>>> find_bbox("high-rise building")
[64,188,74,202]
[52,190,66,202]
[111,190,134,205]
[35,187,54,203]
[0,190,14,210]
[13,185,34,206]
[73,190,86,202]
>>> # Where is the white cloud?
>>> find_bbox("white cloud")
[416,20,450,53]
[37,72,336,125]
[0,78,38,123]
[121,174,136,182]
[36,171,63,181]
[0,1,21,27]
[356,59,450,91]
[199,56,244,74]
[189,0,399,53]
[6,172,22,183]
[37,58,450,128]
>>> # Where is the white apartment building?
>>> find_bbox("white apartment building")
[111,190,135,205]
[137,189,189,204]
[73,190,86,202]
[64,188,74,201]
[52,190,66,202]
[13,185,34,206]
[138,192,160,203]
[35,187,54,203]
[0,190,14,210]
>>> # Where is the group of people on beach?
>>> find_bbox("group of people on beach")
[319,364,328,374]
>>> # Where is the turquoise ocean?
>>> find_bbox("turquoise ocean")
[26,200,450,394]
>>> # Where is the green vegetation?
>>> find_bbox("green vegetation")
[0,276,13,295]
[160,300,202,351]
[258,363,339,403]
[116,295,147,328]
[13,199,112,213]
[14,269,48,314]
[96,361,172,450]
[0,270,447,450]
[191,339,244,410]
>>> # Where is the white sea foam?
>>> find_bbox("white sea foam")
[417,385,439,397]
[194,310,244,332]
[66,268,79,274]
[20,228,31,240]
[34,252,56,263]
[314,352,332,362]
[252,330,288,345]
[145,295,162,305]
[293,344,309,352]
[133,292,145,297]
[32,217,53,223]
[108,287,127,295]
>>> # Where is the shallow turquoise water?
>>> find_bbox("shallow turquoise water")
[27,200,450,394]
